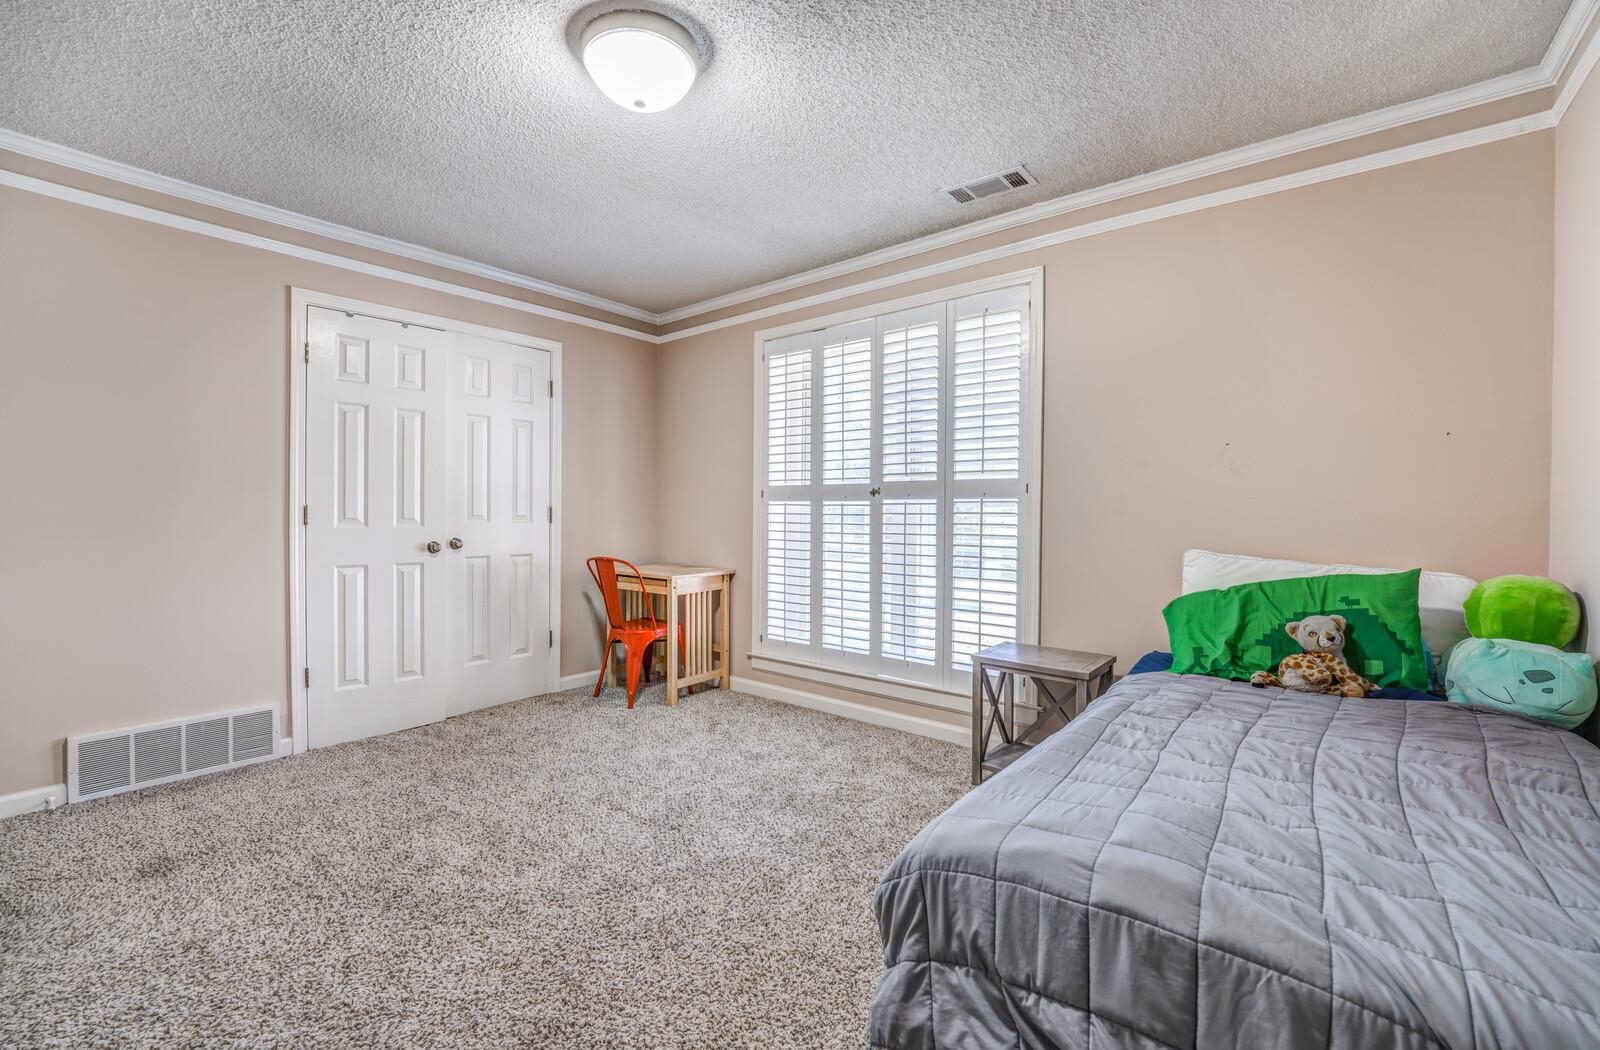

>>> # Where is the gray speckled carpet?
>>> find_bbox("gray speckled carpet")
[0,686,966,1049]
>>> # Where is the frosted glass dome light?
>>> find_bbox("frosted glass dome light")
[580,10,699,113]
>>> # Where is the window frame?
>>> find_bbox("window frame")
[749,268,1045,712]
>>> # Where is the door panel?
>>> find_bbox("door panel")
[306,309,554,743]
[446,332,553,715]
[306,309,450,748]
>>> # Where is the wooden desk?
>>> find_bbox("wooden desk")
[611,564,734,706]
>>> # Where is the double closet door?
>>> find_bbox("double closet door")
[304,307,553,748]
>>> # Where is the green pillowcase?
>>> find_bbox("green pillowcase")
[1163,569,1429,690]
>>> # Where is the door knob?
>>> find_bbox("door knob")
[449,537,464,550]
[426,540,442,554]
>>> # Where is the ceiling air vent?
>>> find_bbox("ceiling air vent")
[945,166,1035,205]
[67,705,281,803]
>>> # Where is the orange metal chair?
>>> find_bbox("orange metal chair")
[587,556,685,708]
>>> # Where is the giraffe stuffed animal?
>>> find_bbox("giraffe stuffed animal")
[1249,614,1376,698]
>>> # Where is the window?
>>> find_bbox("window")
[755,280,1037,695]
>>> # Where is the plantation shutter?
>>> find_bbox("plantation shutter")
[763,337,815,651]
[758,283,1033,690]
[948,288,1029,671]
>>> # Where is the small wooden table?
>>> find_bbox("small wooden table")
[610,564,734,706]
[971,643,1115,785]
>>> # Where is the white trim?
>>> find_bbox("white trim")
[6,0,1595,353]
[0,127,657,325]
[657,2,1599,326]
[0,783,66,820]
[4,0,1595,336]
[0,169,656,344]
[288,288,565,753]
[731,675,968,746]
[1545,0,1600,86]
[749,268,1046,701]
[749,654,969,713]
[1555,3,1600,121]
[662,110,1554,344]
[558,669,602,691]
[2,736,293,820]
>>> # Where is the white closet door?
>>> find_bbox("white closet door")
[305,308,449,747]
[445,331,553,715]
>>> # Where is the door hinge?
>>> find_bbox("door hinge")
[303,340,309,364]
[302,504,309,526]
[548,379,554,398]
[548,630,554,649]
[303,667,310,688]
[547,506,553,524]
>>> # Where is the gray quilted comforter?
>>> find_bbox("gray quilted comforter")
[870,672,1600,1049]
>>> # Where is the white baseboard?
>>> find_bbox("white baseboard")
[552,667,968,745]
[2,737,297,822]
[731,675,969,746]
[0,783,67,820]
[558,669,601,691]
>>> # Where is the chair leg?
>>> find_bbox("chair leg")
[594,640,612,697]
[624,643,648,709]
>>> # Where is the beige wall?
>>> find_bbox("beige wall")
[0,184,658,794]
[658,133,1556,722]
[1551,66,1600,660]
[0,104,1569,794]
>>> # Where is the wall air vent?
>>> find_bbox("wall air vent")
[67,705,281,803]
[945,166,1036,204]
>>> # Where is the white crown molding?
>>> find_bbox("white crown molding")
[0,127,659,325]
[5,0,1596,341]
[0,168,659,342]
[658,108,1555,344]
[656,0,1600,327]
[1555,0,1600,120]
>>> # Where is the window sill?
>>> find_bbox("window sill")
[747,652,971,713]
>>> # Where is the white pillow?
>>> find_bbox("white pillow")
[1181,549,1476,659]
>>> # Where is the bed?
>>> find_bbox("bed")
[870,662,1600,1047]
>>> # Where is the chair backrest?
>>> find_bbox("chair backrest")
[586,557,657,630]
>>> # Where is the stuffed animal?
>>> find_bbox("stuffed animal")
[1463,575,1581,648]
[1444,638,1596,729]
[1445,575,1595,727]
[1250,615,1376,698]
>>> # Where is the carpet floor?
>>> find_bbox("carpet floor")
[0,687,967,1049]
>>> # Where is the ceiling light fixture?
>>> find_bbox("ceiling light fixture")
[580,10,699,113]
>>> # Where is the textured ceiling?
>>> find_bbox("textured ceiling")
[0,0,1575,314]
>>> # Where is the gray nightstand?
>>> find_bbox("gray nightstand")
[971,643,1115,785]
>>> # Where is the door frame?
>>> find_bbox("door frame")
[288,287,564,754]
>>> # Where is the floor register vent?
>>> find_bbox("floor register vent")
[67,706,280,802]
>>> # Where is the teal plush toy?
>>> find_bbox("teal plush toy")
[1444,638,1596,729]
[1463,575,1581,648]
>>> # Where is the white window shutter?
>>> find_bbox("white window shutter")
[821,335,872,485]
[880,498,939,667]
[759,281,1033,691]
[950,497,1020,670]
[766,348,812,486]
[765,500,812,645]
[820,501,872,655]
[952,305,1023,480]
[881,316,940,482]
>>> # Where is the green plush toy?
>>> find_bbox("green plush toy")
[1444,638,1596,729]
[1463,575,1581,648]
